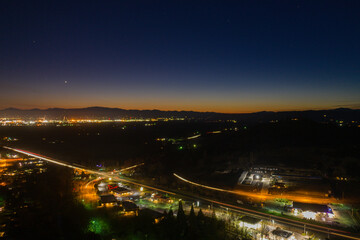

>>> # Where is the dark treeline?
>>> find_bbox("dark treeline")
[1,165,234,240]
[96,201,234,240]
[3,166,90,239]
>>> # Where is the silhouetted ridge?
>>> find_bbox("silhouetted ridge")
[0,107,359,122]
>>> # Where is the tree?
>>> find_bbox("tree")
[189,205,196,219]
[211,207,216,220]
[168,208,174,219]
[197,209,205,221]
[187,205,198,240]
[260,220,269,239]
[238,227,252,240]
[177,200,186,222]
[177,201,187,238]
[5,166,89,239]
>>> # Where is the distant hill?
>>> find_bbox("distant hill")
[0,107,219,120]
[0,107,359,123]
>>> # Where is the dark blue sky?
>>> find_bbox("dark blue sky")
[1,0,359,112]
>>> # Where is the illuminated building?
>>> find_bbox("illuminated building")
[100,194,118,207]
[120,201,139,216]
[291,202,334,220]
[110,187,133,198]
[151,194,174,204]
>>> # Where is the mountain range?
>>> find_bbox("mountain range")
[0,107,359,123]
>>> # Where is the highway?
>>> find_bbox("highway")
[173,173,340,205]
[3,146,360,240]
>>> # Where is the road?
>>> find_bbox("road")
[77,178,101,203]
[3,146,360,240]
[174,173,340,205]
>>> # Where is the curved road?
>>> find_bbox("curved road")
[3,146,360,240]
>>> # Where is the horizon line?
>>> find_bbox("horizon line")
[0,106,358,115]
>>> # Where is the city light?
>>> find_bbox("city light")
[303,211,316,220]
[4,147,360,240]
[0,117,186,126]
[2,2,360,239]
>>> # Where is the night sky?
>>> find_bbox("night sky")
[1,0,359,113]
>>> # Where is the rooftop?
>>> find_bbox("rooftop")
[112,187,132,193]
[100,194,117,204]
[240,216,261,225]
[292,202,332,213]
[272,228,293,238]
[122,201,138,211]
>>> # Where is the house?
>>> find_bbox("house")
[151,194,174,204]
[100,194,118,207]
[239,216,262,229]
[270,228,295,240]
[140,208,165,223]
[292,202,334,219]
[121,200,139,216]
[111,187,133,197]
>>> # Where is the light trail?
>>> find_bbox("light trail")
[124,175,360,240]
[187,134,201,140]
[2,147,142,178]
[115,163,144,173]
[174,173,339,204]
[174,173,238,193]
[173,173,360,239]
[3,146,360,240]
[85,178,102,188]
[0,158,25,162]
[3,146,98,173]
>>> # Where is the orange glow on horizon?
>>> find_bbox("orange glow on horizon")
[0,104,345,115]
